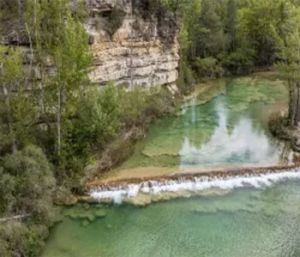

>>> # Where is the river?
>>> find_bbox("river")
[42,74,300,257]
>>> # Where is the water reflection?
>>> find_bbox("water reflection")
[180,96,282,169]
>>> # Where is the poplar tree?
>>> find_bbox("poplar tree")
[26,0,92,161]
[225,0,237,52]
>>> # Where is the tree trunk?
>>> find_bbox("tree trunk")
[295,82,300,125]
[17,0,25,37]
[2,85,17,154]
[0,214,30,223]
[288,80,297,127]
[57,87,62,157]
[129,0,134,88]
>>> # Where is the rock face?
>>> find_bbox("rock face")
[86,0,179,88]
[1,0,179,88]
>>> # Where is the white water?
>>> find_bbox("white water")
[89,169,300,204]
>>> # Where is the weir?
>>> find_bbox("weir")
[87,165,300,204]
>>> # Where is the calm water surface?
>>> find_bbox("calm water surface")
[118,76,289,173]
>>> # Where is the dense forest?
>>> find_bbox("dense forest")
[1,0,300,256]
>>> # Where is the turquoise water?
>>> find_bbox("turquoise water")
[42,180,300,257]
[117,77,290,174]
[41,76,298,256]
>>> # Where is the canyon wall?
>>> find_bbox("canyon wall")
[1,0,180,89]
[86,0,179,88]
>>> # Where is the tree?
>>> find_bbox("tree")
[0,46,24,154]
[277,2,300,126]
[0,145,56,257]
[238,0,289,66]
[198,0,225,58]
[225,0,237,52]
[52,12,92,158]
[26,0,92,160]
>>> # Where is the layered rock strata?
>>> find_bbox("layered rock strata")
[1,0,179,88]
[86,0,179,88]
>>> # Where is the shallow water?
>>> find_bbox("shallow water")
[42,180,300,257]
[42,76,300,257]
[116,77,290,176]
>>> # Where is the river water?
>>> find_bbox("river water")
[107,76,291,181]
[42,76,300,257]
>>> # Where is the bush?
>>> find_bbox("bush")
[119,86,174,125]
[1,145,55,221]
[0,221,51,257]
[222,48,255,75]
[56,84,176,188]
[195,57,224,78]
[0,145,56,257]
[59,85,122,184]
[177,60,196,94]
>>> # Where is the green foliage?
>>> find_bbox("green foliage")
[26,0,69,52]
[59,84,174,179]
[195,57,224,78]
[275,2,300,126]
[0,221,50,257]
[25,0,92,169]
[222,48,255,74]
[2,0,300,256]
[119,86,173,124]
[238,0,288,66]
[0,46,38,154]
[59,86,122,180]
[0,1,93,255]
[77,86,122,148]
[176,0,300,82]
[0,47,23,83]
[0,145,56,257]
[198,0,226,57]
[0,146,55,219]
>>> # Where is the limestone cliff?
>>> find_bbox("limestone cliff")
[86,0,179,88]
[1,0,179,88]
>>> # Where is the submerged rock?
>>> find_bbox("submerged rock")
[81,220,90,227]
[95,210,107,218]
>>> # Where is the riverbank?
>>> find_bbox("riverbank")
[87,165,299,188]
[269,115,300,154]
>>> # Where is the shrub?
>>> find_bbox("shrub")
[0,145,56,257]
[59,85,122,183]
[177,60,196,94]
[195,57,224,78]
[222,48,255,75]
